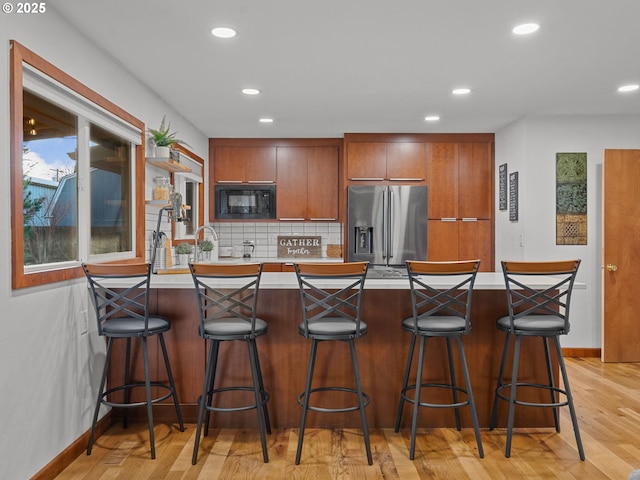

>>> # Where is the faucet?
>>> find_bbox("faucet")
[194,225,218,262]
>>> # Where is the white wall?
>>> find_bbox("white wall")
[0,10,207,480]
[495,115,640,349]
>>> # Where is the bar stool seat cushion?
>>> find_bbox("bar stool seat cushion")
[204,317,267,336]
[497,314,566,333]
[101,317,170,335]
[402,315,466,333]
[298,317,368,336]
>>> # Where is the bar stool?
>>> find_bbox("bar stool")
[82,262,184,459]
[189,262,271,464]
[489,260,585,460]
[293,261,372,465]
[394,260,484,460]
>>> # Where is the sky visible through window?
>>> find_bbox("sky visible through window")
[23,137,77,181]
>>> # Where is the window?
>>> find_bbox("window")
[10,41,146,289]
[170,146,205,241]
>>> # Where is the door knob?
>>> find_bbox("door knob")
[606,264,618,272]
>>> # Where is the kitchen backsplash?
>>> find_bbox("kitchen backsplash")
[145,213,343,261]
[212,222,343,259]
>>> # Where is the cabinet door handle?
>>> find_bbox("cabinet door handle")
[216,180,243,184]
[440,218,457,222]
[279,218,305,221]
[461,217,478,222]
[310,218,337,221]
[349,177,385,181]
[388,177,423,182]
[247,180,275,184]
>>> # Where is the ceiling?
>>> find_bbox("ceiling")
[50,0,640,139]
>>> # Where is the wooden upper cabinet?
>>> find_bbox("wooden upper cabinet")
[386,143,426,181]
[276,147,308,220]
[307,146,339,220]
[347,141,426,182]
[458,142,492,219]
[214,146,276,183]
[346,143,387,180]
[426,143,458,219]
[276,146,339,221]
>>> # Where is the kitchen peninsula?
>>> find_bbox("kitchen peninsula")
[108,270,567,430]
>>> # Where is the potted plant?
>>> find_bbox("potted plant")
[199,239,214,261]
[174,242,192,266]
[147,115,190,158]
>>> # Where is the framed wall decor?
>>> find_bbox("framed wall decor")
[556,152,587,245]
[499,163,508,211]
[509,171,518,222]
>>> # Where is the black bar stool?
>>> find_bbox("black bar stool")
[489,259,585,460]
[83,262,184,459]
[189,262,271,464]
[394,260,484,460]
[293,261,372,465]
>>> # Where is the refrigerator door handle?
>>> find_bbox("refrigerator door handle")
[388,188,394,259]
[381,188,387,259]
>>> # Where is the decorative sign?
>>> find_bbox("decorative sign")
[277,235,322,258]
[509,172,519,222]
[499,163,508,211]
[556,152,587,245]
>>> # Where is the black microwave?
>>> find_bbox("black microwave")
[214,184,276,219]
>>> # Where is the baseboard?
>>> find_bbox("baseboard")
[31,413,113,480]
[563,347,601,357]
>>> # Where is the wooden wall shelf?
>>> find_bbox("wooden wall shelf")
[146,157,191,173]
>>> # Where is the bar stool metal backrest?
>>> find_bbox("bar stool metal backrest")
[294,261,372,465]
[82,262,184,459]
[489,259,584,460]
[189,262,271,464]
[395,260,484,460]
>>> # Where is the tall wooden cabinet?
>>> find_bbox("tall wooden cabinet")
[426,142,493,270]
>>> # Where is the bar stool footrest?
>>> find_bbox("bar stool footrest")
[101,382,176,408]
[495,382,569,408]
[298,387,370,414]
[401,383,471,409]
[200,385,270,413]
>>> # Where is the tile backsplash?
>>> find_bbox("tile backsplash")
[211,222,343,259]
[145,214,343,262]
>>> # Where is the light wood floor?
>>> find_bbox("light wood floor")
[53,358,640,480]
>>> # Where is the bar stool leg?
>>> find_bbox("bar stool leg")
[409,336,427,460]
[349,339,372,465]
[159,334,184,431]
[296,339,318,465]
[141,337,156,459]
[204,340,220,437]
[192,340,216,465]
[395,334,417,432]
[248,339,269,463]
[123,338,131,429]
[251,340,271,434]
[553,336,585,460]
[456,337,484,458]
[446,337,462,431]
[542,337,560,431]
[87,338,112,455]
[505,335,522,458]
[489,332,512,430]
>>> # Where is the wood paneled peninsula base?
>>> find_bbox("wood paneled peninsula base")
[106,272,564,430]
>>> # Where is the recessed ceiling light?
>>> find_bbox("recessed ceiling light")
[424,115,440,122]
[452,88,471,95]
[618,84,639,93]
[259,118,274,123]
[211,27,237,38]
[512,23,540,35]
[242,88,261,95]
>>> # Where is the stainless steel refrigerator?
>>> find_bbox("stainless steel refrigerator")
[347,185,428,267]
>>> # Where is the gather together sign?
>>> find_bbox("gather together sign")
[277,235,322,258]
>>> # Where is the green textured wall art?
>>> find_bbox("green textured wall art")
[556,152,587,245]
